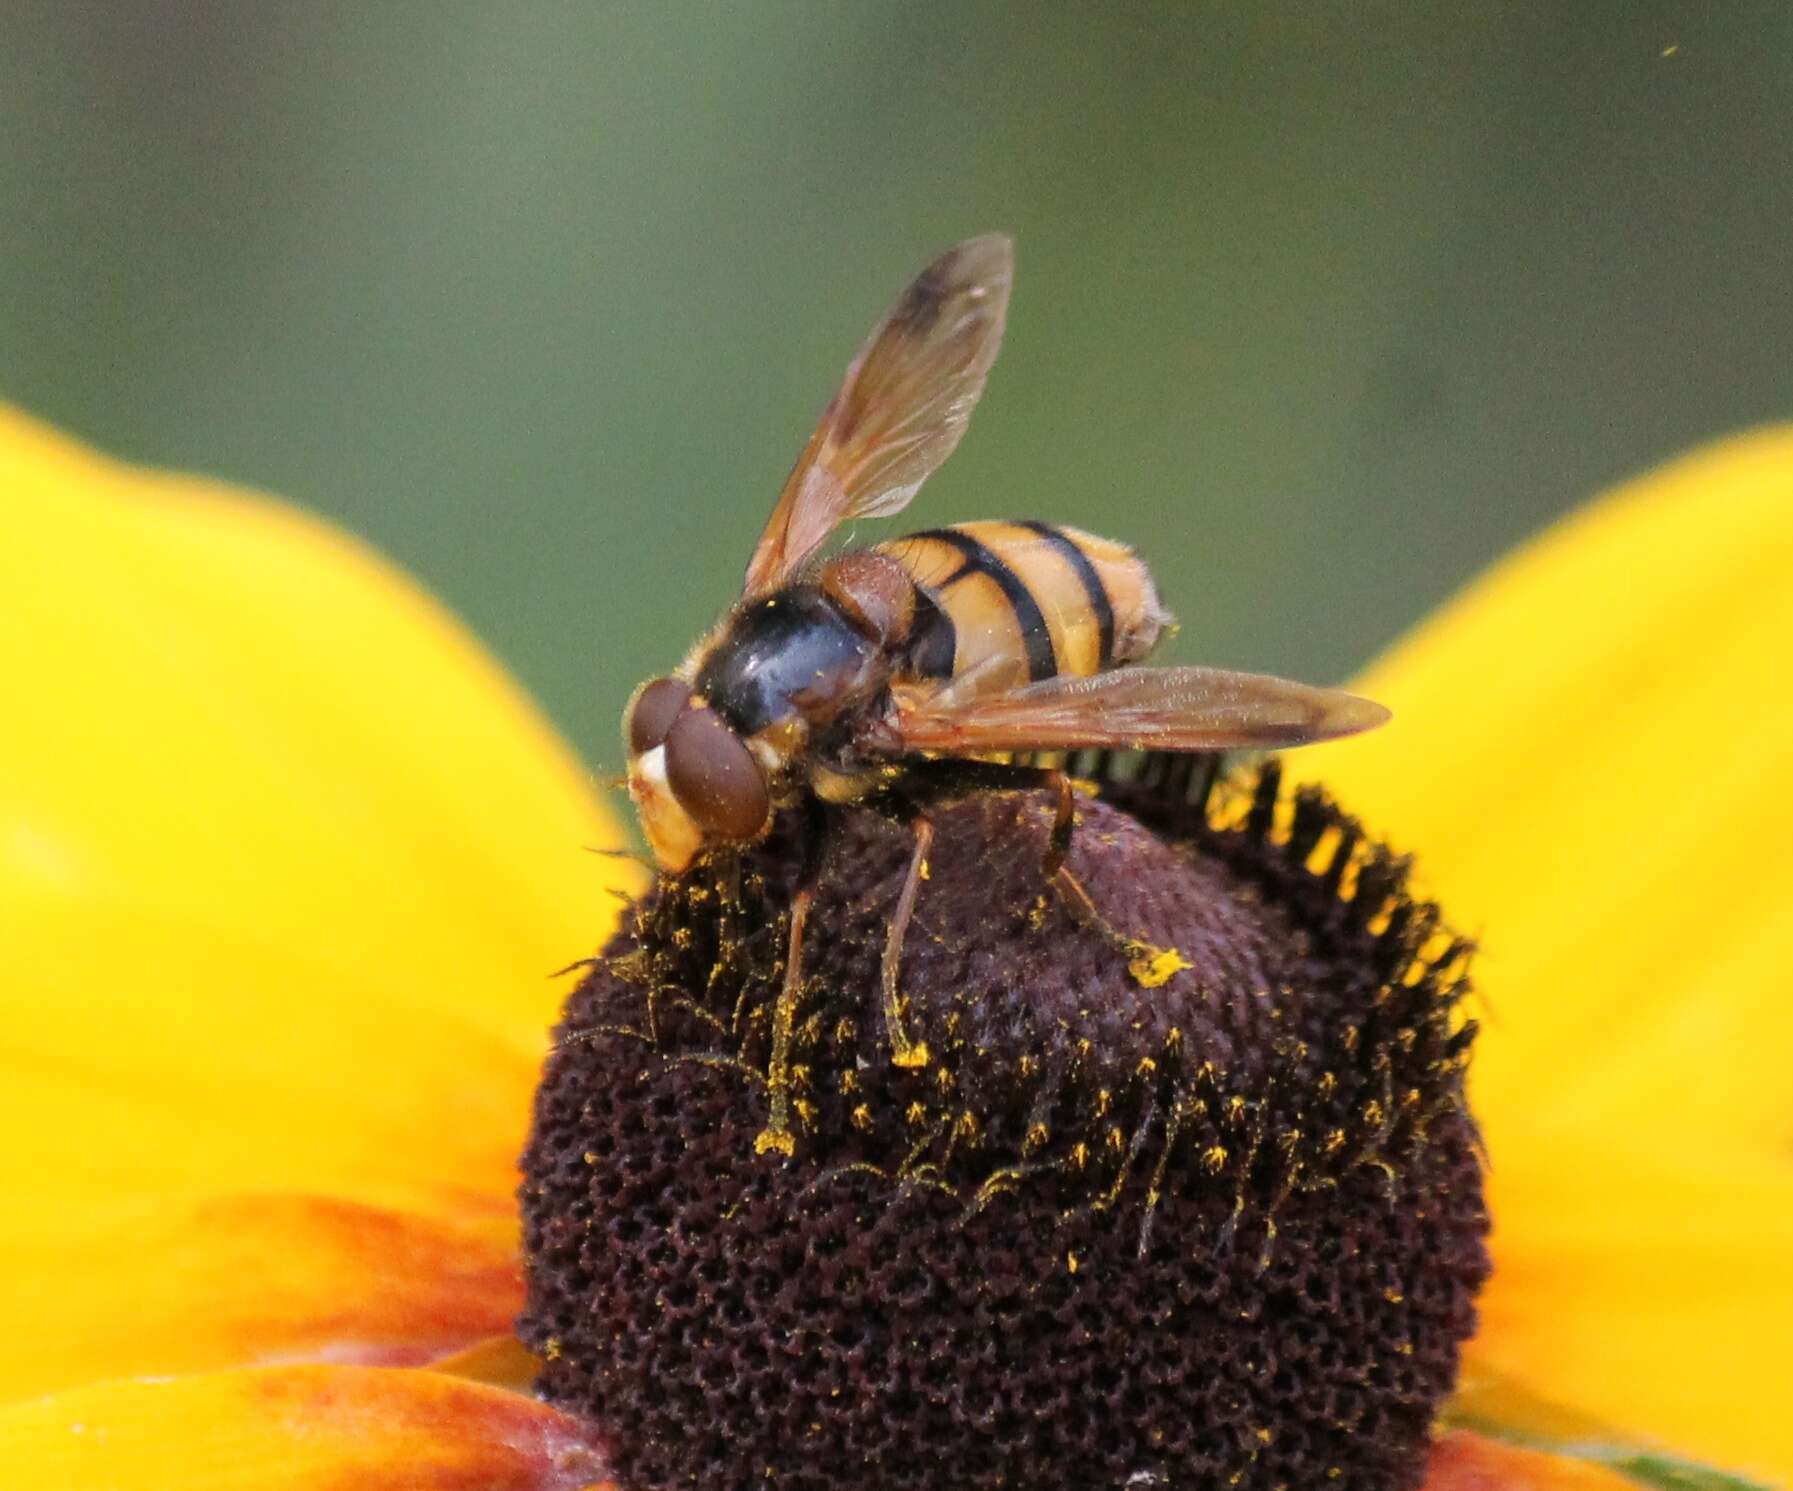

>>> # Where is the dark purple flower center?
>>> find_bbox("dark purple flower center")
[520,759,1489,1491]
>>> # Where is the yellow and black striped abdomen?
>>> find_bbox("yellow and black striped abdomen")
[874,520,1169,690]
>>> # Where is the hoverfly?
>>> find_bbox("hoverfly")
[623,234,1389,1155]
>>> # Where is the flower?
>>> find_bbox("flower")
[521,766,1493,1489]
[0,402,1787,1488]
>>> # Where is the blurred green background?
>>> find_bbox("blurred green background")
[4,4,1790,769]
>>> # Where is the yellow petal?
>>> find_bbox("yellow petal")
[0,1365,613,1490]
[1437,1410,1784,1491]
[0,1195,523,1404]
[1291,429,1793,1474]
[1423,1428,1775,1491]
[1296,426,1793,1158]
[5,896,540,1223]
[1466,1136,1793,1485]
[1422,1431,1640,1491]
[0,406,639,1217]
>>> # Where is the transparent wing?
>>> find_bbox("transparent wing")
[877,665,1390,755]
[741,234,1014,597]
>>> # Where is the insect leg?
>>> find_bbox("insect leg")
[1048,859,1190,989]
[880,814,934,1070]
[753,884,812,1158]
[754,801,831,1159]
[1040,768,1077,880]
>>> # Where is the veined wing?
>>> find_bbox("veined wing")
[877,665,1390,755]
[742,234,1014,597]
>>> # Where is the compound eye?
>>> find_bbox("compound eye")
[625,676,694,755]
[664,705,771,843]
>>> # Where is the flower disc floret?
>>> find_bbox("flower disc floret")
[521,760,1489,1491]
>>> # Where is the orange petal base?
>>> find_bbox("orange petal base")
[1424,1431,1639,1491]
[0,1194,524,1403]
[0,1365,614,1490]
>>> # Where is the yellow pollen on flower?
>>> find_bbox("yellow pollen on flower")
[1127,944,1191,987]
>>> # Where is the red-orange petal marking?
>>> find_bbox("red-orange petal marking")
[0,1195,524,1403]
[0,1365,613,1490]
[1422,1431,1640,1491]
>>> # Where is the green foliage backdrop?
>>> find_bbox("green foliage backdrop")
[5,4,1789,766]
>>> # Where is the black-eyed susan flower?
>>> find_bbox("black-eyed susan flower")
[522,761,1490,1490]
[0,403,1786,1490]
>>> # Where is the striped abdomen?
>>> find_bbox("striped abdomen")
[873,521,1170,691]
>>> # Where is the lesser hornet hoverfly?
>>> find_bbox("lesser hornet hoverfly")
[622,235,1389,1155]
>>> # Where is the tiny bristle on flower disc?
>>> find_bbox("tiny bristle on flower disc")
[519,758,1489,1491]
